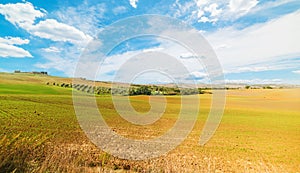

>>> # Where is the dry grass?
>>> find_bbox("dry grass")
[0,133,48,172]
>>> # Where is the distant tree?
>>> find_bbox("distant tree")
[245,85,251,89]
[263,86,273,89]
[129,88,137,96]
[198,88,205,94]
[138,86,151,95]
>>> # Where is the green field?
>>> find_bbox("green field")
[0,73,299,172]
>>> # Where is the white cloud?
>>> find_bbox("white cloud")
[0,43,32,58]
[196,10,204,18]
[0,36,32,58]
[35,45,80,76]
[225,66,277,74]
[113,6,127,15]
[172,0,262,24]
[198,16,209,23]
[30,19,92,45]
[83,39,206,82]
[141,47,164,53]
[205,10,300,69]
[198,16,218,23]
[0,36,29,45]
[55,2,105,38]
[190,71,208,78]
[195,1,221,23]
[228,0,258,18]
[0,2,45,28]
[42,46,61,53]
[249,0,297,15]
[129,0,138,8]
[44,35,198,81]
[224,57,300,74]
[225,78,282,84]
[195,0,208,7]
[293,70,300,74]
[0,2,92,45]
[171,0,196,25]
[35,56,76,76]
[204,3,222,17]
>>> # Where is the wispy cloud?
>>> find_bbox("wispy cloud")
[83,39,207,83]
[205,10,300,69]
[225,78,282,84]
[228,0,258,19]
[249,0,299,15]
[188,71,208,80]
[225,66,275,74]
[171,0,259,24]
[224,57,300,74]
[42,46,61,53]
[113,6,127,15]
[292,70,300,74]
[55,2,105,38]
[35,45,80,76]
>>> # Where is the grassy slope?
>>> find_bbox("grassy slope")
[0,73,299,172]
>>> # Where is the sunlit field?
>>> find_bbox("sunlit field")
[0,73,299,172]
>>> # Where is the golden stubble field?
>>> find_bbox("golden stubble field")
[0,73,299,172]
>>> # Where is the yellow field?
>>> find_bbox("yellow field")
[0,73,299,172]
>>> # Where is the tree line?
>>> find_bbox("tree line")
[46,82,208,96]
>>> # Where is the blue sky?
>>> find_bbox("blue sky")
[0,0,300,84]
